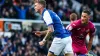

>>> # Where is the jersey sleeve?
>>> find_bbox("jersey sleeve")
[43,11,53,26]
[89,25,95,37]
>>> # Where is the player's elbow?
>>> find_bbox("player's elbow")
[48,26,54,33]
[88,40,93,45]
[89,41,93,44]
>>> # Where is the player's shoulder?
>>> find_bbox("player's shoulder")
[69,20,80,28]
[43,9,52,19]
[88,21,95,29]
[88,21,95,27]
[43,9,54,16]
[43,10,49,15]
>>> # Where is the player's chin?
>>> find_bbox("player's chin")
[81,20,85,23]
[82,22,87,25]
[34,10,38,12]
[81,21,86,24]
[36,10,39,13]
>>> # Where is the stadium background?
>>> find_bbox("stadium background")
[0,0,100,56]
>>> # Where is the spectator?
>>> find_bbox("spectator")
[9,7,17,18]
[95,44,100,56]
[0,0,99,23]
[0,0,5,17]
[94,0,100,22]
[14,4,29,19]
[26,8,37,19]
[0,0,5,5]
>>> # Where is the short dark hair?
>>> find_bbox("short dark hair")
[82,10,91,15]
[70,13,77,21]
[34,0,46,7]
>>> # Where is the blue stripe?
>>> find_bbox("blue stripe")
[49,51,55,55]
[42,8,46,16]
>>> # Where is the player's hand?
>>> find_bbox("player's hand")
[39,41,46,46]
[34,31,42,37]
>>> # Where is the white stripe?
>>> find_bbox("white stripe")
[43,10,53,25]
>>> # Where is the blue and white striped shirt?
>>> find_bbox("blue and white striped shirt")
[42,8,71,38]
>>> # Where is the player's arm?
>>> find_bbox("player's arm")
[66,24,73,31]
[13,4,20,11]
[35,25,53,38]
[87,26,95,52]
[35,30,47,35]
[39,10,54,46]
[87,34,94,52]
[39,25,54,46]
[66,22,77,31]
[41,30,47,34]
[42,25,54,42]
[42,10,54,42]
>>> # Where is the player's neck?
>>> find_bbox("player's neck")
[82,22,88,26]
[71,21,74,23]
[40,8,44,15]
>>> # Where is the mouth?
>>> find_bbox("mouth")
[81,19,85,23]
[81,20,84,22]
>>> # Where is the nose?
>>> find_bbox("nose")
[81,18,84,20]
[34,7,36,10]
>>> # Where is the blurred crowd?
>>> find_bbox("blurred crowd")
[0,0,39,20]
[46,0,100,22]
[0,29,50,56]
[0,0,100,22]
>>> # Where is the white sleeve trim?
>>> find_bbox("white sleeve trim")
[43,10,53,26]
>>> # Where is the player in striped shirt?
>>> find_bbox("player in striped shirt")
[34,0,73,56]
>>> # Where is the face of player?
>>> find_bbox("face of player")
[34,3,42,13]
[81,12,90,24]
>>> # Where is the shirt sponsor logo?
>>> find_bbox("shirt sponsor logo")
[77,28,81,30]
[86,29,90,33]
